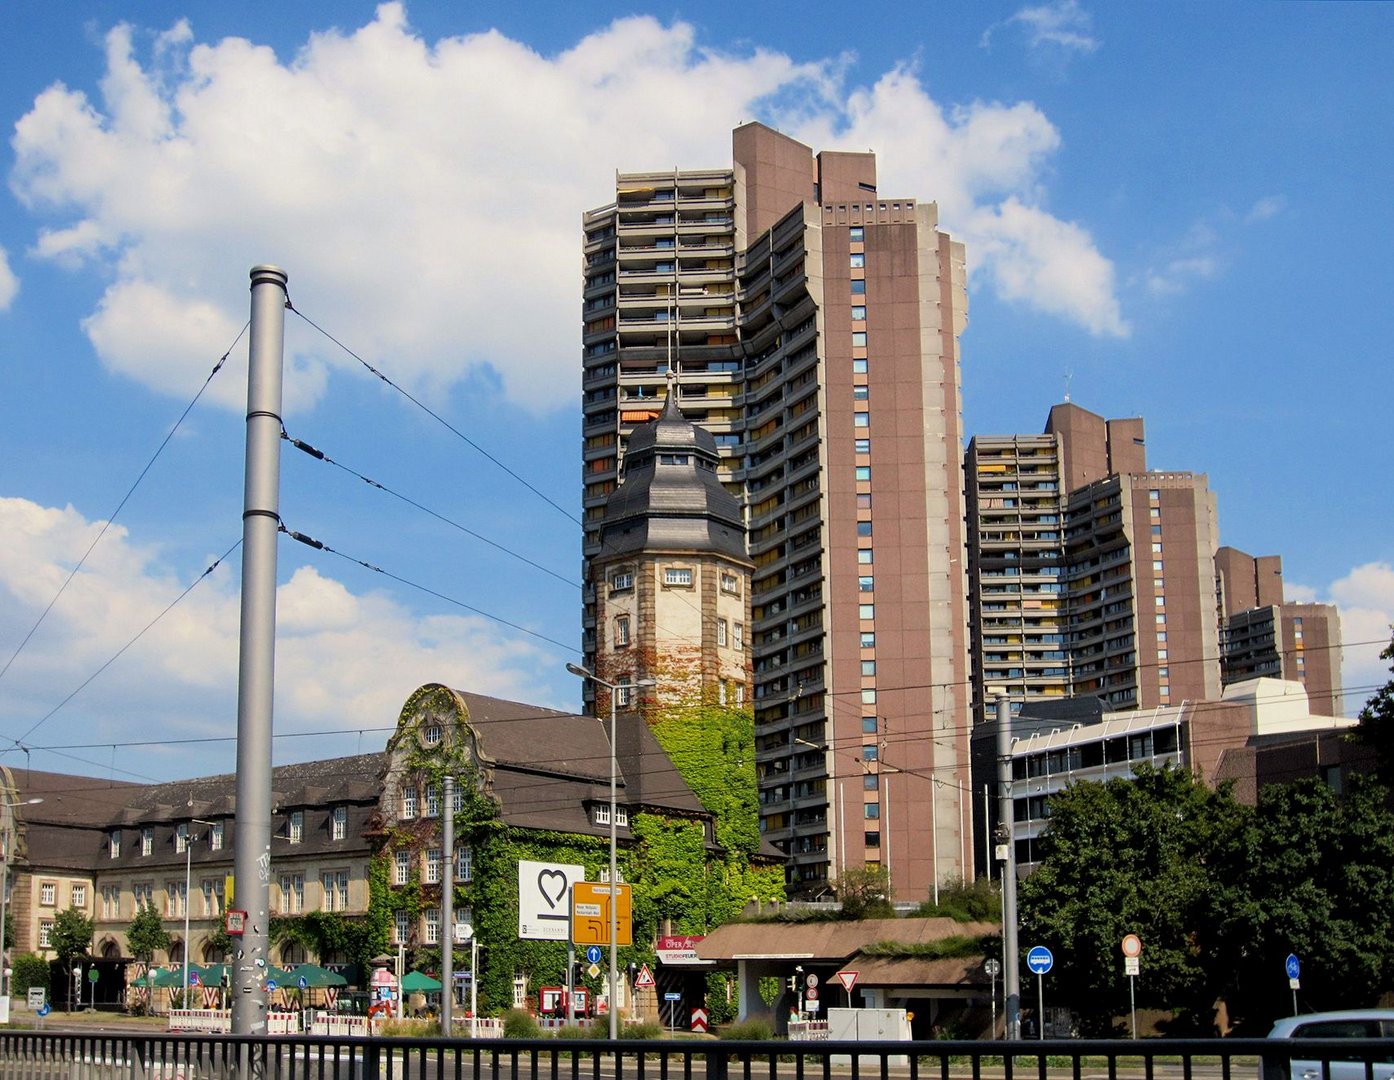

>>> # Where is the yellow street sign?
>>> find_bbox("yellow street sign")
[571,881,632,946]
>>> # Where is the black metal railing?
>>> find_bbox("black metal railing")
[3,1031,1389,1080]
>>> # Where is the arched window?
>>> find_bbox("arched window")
[280,943,306,967]
[101,940,121,960]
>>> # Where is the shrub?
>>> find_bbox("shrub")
[719,1018,774,1041]
[10,953,49,999]
[502,1008,540,1038]
[378,1018,438,1037]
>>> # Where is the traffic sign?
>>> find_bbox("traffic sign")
[571,881,633,946]
[805,986,819,1001]
[664,992,681,1001]
[1124,956,1140,976]
[266,979,278,991]
[635,963,656,989]
[587,963,601,979]
[834,970,858,992]
[27,988,44,1009]
[1026,946,1054,975]
[36,1003,50,1018]
[189,972,200,987]
[88,969,100,984]
[1285,954,1301,980]
[805,972,819,988]
[984,958,1001,977]
[298,976,309,990]
[586,945,603,965]
[1122,934,1142,958]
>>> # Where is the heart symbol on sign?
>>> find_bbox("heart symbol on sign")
[538,870,568,909]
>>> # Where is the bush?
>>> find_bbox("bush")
[10,953,49,999]
[622,1021,664,1040]
[377,1018,438,1038]
[719,1018,774,1041]
[502,1008,540,1038]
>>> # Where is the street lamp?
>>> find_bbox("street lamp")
[181,818,217,1010]
[0,798,43,1000]
[566,662,655,1039]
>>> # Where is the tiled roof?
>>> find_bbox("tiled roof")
[695,918,999,963]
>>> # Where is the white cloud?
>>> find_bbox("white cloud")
[9,5,1127,413]
[0,245,17,309]
[983,1,1101,55]
[1289,561,1394,716]
[0,495,554,776]
[1246,194,1286,223]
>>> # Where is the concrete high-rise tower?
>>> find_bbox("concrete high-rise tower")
[583,124,972,899]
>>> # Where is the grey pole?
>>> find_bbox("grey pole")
[607,684,619,1039]
[996,694,1021,1040]
[441,775,454,1035]
[231,265,288,1036]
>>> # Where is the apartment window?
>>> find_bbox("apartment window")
[735,683,745,706]
[849,227,864,242]
[664,567,693,587]
[850,253,865,268]
[1152,542,1163,554]
[426,782,441,818]
[393,910,409,945]
[861,661,877,677]
[169,880,187,917]
[278,874,302,915]
[854,412,870,428]
[109,831,121,859]
[851,280,866,295]
[858,549,873,565]
[38,919,53,949]
[1149,489,1160,501]
[101,885,118,919]
[209,821,224,851]
[288,811,303,844]
[859,604,875,620]
[864,803,881,820]
[718,681,728,706]
[853,359,868,374]
[855,438,870,454]
[322,871,349,912]
[331,807,346,841]
[1156,614,1167,625]
[175,823,189,854]
[1150,507,1161,518]
[853,386,869,401]
[852,331,868,348]
[857,522,872,536]
[859,575,874,592]
[615,676,633,708]
[720,572,739,595]
[40,882,56,906]
[395,849,412,885]
[861,689,877,705]
[862,745,879,762]
[595,804,611,826]
[1152,560,1164,571]
[401,785,418,819]
[424,724,442,745]
[453,783,464,814]
[614,616,631,648]
[426,848,442,885]
[134,882,153,909]
[857,493,872,509]
[717,618,729,647]
[1157,632,1168,643]
[851,305,866,320]
[141,827,153,856]
[425,909,441,944]
[860,632,876,648]
[456,846,473,882]
[733,623,744,651]
[71,884,87,909]
[865,831,880,849]
[202,879,218,916]
[855,466,871,481]
[609,570,634,593]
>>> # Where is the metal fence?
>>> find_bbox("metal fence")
[1,1030,1386,1080]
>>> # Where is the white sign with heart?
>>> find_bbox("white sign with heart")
[518,860,585,941]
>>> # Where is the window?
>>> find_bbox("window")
[853,385,869,400]
[393,910,409,945]
[717,618,728,647]
[854,412,870,428]
[102,885,118,919]
[849,227,864,242]
[1151,542,1163,553]
[615,676,633,707]
[851,305,866,320]
[288,811,303,844]
[614,616,631,648]
[453,783,464,814]
[616,806,630,827]
[865,831,880,849]
[595,804,611,826]
[859,575,874,592]
[854,438,870,454]
[40,882,56,906]
[858,549,873,564]
[861,660,877,676]
[175,823,189,854]
[109,831,121,859]
[424,724,442,745]
[852,359,868,374]
[852,331,868,348]
[1152,560,1164,571]
[426,848,442,884]
[278,874,302,915]
[134,882,153,909]
[864,803,881,819]
[38,919,53,949]
[851,280,866,295]
[209,821,223,851]
[395,849,411,885]
[141,827,153,857]
[857,522,872,537]
[426,782,441,818]
[850,253,865,268]
[609,570,634,593]
[861,689,877,705]
[720,572,739,595]
[425,909,441,944]
[859,604,875,620]
[855,466,871,481]
[862,745,879,762]
[203,879,222,916]
[71,884,87,909]
[733,623,744,651]
[331,807,346,841]
[322,871,349,912]
[663,566,693,586]
[169,880,187,917]
[401,785,418,819]
[456,846,473,882]
[860,631,876,648]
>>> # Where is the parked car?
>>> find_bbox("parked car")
[1263,1010,1394,1080]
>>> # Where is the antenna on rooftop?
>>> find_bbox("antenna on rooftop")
[1063,368,1074,403]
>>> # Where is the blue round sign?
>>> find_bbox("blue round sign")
[37,1003,51,1018]
[265,979,277,991]
[1026,946,1054,975]
[298,976,308,989]
[586,945,603,965]
[1285,953,1300,980]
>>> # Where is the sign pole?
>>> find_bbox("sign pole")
[1129,974,1136,1039]
[1037,972,1044,1040]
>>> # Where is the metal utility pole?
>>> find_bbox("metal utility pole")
[231,265,288,1036]
[441,775,454,1035]
[996,694,1021,1040]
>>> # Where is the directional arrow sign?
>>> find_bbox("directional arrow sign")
[1026,946,1054,975]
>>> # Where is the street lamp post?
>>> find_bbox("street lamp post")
[566,663,655,1039]
[181,818,217,1010]
[0,798,43,1000]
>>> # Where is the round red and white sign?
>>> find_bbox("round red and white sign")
[1121,934,1142,958]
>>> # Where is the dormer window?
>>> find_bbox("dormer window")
[109,831,121,859]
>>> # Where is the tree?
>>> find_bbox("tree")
[1018,764,1252,1034]
[1355,634,1394,783]
[49,908,94,969]
[836,865,895,920]
[10,952,49,999]
[126,903,170,965]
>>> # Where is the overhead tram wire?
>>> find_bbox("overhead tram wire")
[2,541,243,753]
[281,525,576,654]
[281,429,578,590]
[0,324,249,687]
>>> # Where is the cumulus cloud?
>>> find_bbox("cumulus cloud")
[9,4,1127,415]
[0,495,554,777]
[0,246,17,309]
[982,0,1101,55]
[1289,561,1394,716]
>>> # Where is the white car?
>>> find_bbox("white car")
[1264,1010,1394,1080]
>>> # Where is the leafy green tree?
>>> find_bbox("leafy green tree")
[10,952,49,998]
[126,904,170,965]
[1355,634,1394,783]
[1018,764,1251,1034]
[49,908,94,969]
[836,865,895,920]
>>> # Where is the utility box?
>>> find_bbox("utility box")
[827,1008,911,1067]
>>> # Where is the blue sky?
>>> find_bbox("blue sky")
[0,1,1390,784]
